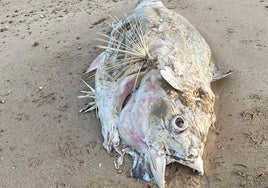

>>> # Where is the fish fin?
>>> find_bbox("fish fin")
[78,79,96,113]
[160,67,195,91]
[212,65,232,81]
[129,152,153,182]
[79,102,96,114]
[160,67,184,91]
[85,51,106,74]
[148,149,166,188]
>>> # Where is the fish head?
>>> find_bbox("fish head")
[119,70,215,187]
[147,86,215,180]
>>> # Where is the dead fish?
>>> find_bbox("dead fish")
[80,0,231,187]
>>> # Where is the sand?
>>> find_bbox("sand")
[0,0,267,187]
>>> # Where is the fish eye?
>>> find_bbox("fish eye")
[171,115,187,133]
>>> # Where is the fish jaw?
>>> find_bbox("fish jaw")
[167,154,204,175]
[148,149,166,188]
[184,155,204,175]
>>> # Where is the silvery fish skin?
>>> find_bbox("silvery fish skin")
[82,0,231,187]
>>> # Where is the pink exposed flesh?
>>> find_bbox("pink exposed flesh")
[116,74,140,111]
[116,74,137,109]
[118,70,161,153]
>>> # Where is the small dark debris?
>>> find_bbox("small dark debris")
[227,28,235,33]
[58,104,69,112]
[239,108,261,120]
[0,27,8,32]
[249,93,262,101]
[32,41,39,47]
[193,169,199,175]
[243,132,266,145]
[92,18,107,26]
[233,163,248,168]
[36,92,56,106]
[257,173,264,178]
[55,182,66,188]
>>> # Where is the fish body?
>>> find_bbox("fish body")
[82,0,231,187]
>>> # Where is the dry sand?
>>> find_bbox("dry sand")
[0,0,267,187]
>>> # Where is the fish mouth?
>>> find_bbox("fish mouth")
[169,154,187,162]
[167,152,204,175]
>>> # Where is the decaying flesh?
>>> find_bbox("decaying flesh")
[80,0,231,187]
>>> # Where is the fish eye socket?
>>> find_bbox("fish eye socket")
[171,115,187,133]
